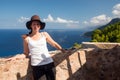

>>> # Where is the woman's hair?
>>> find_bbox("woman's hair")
[29,30,32,34]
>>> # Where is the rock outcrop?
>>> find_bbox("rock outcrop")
[0,43,120,80]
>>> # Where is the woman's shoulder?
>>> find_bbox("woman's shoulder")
[41,31,47,34]
[21,34,29,40]
[41,31,50,38]
[41,31,49,36]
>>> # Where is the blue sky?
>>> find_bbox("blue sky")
[0,0,120,30]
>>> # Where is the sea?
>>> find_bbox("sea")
[0,29,91,57]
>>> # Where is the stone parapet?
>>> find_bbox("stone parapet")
[0,43,120,80]
[0,49,90,80]
[82,42,120,49]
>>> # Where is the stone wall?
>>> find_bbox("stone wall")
[0,43,120,80]
[0,49,88,80]
[79,45,120,80]
[82,42,120,49]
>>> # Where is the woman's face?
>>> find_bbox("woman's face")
[31,21,41,32]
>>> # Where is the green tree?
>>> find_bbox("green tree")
[91,21,120,42]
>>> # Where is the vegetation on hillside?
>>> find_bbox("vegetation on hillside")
[91,22,120,42]
[84,18,120,37]
[71,42,82,49]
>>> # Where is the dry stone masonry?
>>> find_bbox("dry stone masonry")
[0,42,120,80]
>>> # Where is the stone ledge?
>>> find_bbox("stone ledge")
[0,43,120,80]
[82,42,120,49]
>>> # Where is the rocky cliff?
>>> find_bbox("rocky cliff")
[0,43,120,80]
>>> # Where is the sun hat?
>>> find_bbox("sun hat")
[26,15,45,30]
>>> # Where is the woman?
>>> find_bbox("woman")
[23,15,65,80]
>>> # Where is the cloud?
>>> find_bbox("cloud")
[83,21,88,25]
[112,3,120,17]
[43,14,79,24]
[18,16,29,23]
[83,14,111,27]
[82,3,120,29]
[43,14,54,22]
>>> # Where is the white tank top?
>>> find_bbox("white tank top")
[27,32,53,66]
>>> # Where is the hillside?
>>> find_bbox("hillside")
[84,18,120,37]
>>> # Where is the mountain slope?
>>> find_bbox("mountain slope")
[84,18,120,37]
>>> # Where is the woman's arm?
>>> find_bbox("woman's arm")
[43,32,65,52]
[22,35,29,57]
[5,35,29,61]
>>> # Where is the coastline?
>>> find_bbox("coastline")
[0,29,91,57]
